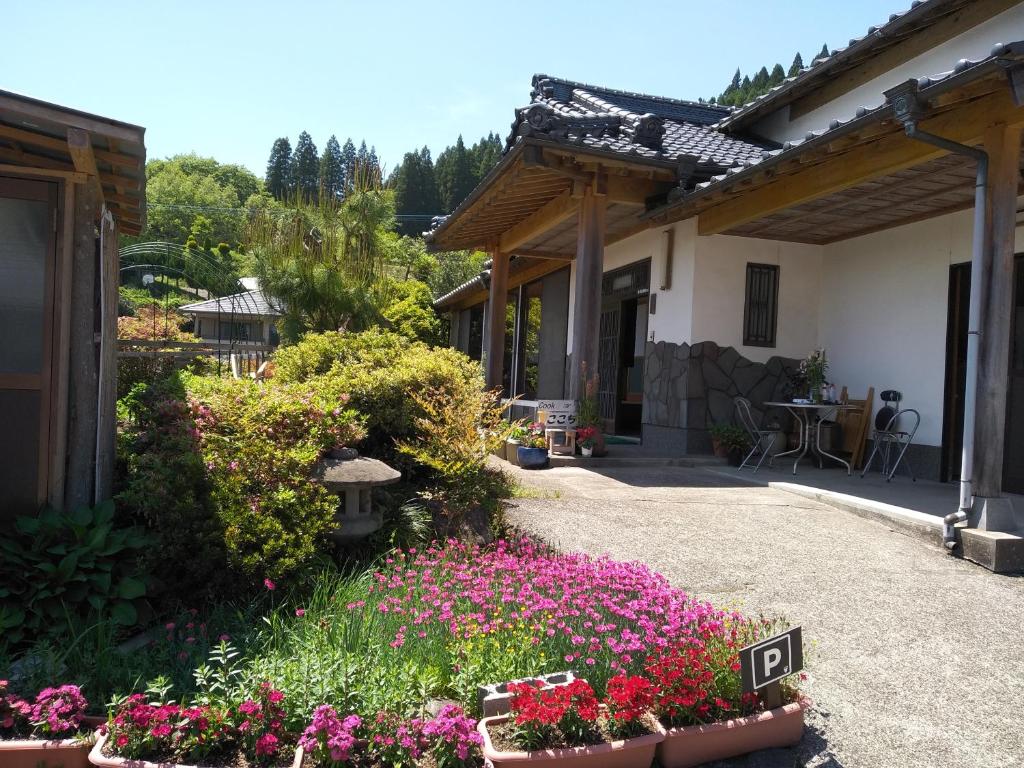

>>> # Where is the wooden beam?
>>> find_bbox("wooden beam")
[974,122,1023,498]
[697,89,1024,236]
[95,214,118,502]
[0,146,138,190]
[513,248,574,261]
[606,175,664,206]
[0,163,86,183]
[499,190,579,252]
[448,258,569,311]
[0,124,140,169]
[67,127,104,203]
[0,92,144,145]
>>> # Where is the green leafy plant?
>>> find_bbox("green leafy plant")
[0,501,151,647]
[708,423,750,454]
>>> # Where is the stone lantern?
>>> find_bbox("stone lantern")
[313,449,401,543]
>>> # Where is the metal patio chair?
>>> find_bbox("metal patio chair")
[860,390,920,482]
[734,396,777,472]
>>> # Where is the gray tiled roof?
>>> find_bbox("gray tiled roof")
[180,289,282,317]
[505,74,769,169]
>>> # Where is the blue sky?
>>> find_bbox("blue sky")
[4,1,904,177]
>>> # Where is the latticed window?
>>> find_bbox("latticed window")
[743,263,779,347]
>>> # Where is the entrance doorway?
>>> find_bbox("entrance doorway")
[942,256,1024,493]
[0,177,59,516]
[596,260,650,435]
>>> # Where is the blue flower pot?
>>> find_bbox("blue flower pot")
[517,446,549,469]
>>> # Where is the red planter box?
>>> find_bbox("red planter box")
[656,699,808,768]
[478,712,665,768]
[88,730,303,768]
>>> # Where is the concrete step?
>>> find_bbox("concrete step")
[547,453,729,469]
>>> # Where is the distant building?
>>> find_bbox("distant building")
[180,285,282,346]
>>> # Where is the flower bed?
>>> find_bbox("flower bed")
[6,539,803,768]
[0,681,97,768]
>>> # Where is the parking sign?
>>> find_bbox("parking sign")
[739,627,803,693]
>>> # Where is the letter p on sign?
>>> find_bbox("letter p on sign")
[740,627,804,693]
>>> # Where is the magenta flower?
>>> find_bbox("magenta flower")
[264,578,276,591]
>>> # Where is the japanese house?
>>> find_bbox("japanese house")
[0,90,146,517]
[430,0,1024,564]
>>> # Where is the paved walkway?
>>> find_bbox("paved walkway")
[504,463,1024,768]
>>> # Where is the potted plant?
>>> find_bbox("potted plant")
[507,424,528,465]
[0,682,101,768]
[576,427,598,458]
[799,349,829,404]
[478,677,664,768]
[89,679,300,768]
[576,363,606,457]
[517,423,549,470]
[646,630,806,768]
[708,424,749,464]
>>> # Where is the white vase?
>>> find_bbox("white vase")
[581,446,593,457]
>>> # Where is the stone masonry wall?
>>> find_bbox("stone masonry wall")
[642,340,799,453]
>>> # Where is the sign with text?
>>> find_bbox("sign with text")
[739,627,803,693]
[537,400,578,428]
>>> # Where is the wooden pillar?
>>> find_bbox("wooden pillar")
[64,183,99,511]
[95,213,119,502]
[974,123,1022,498]
[485,251,510,391]
[568,185,607,401]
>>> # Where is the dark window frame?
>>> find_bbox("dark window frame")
[743,262,779,348]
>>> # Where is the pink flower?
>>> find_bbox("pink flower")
[295,608,306,617]
[264,578,276,591]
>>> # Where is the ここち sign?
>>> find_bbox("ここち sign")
[537,400,577,428]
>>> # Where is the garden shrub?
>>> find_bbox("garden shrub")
[116,376,229,599]
[380,279,443,346]
[185,374,365,580]
[118,371,366,595]
[274,329,485,458]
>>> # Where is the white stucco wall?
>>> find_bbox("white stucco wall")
[752,5,1024,144]
[818,208,978,447]
[564,218,696,353]
[690,234,823,364]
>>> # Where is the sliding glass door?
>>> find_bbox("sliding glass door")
[0,177,58,515]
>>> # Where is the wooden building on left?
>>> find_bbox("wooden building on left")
[0,89,146,518]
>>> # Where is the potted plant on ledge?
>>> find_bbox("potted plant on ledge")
[576,427,598,458]
[478,677,665,768]
[507,423,528,465]
[517,423,550,470]
[1,682,100,768]
[708,424,750,465]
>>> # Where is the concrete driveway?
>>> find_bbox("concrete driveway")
[504,463,1024,768]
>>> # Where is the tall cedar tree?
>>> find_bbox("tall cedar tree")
[816,43,830,62]
[319,135,345,200]
[392,147,441,236]
[470,133,502,180]
[266,137,292,199]
[788,52,804,77]
[291,131,320,201]
[341,138,357,194]
[436,135,477,214]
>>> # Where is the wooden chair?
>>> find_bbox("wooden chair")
[836,386,874,470]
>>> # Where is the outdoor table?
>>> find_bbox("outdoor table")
[763,401,859,476]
